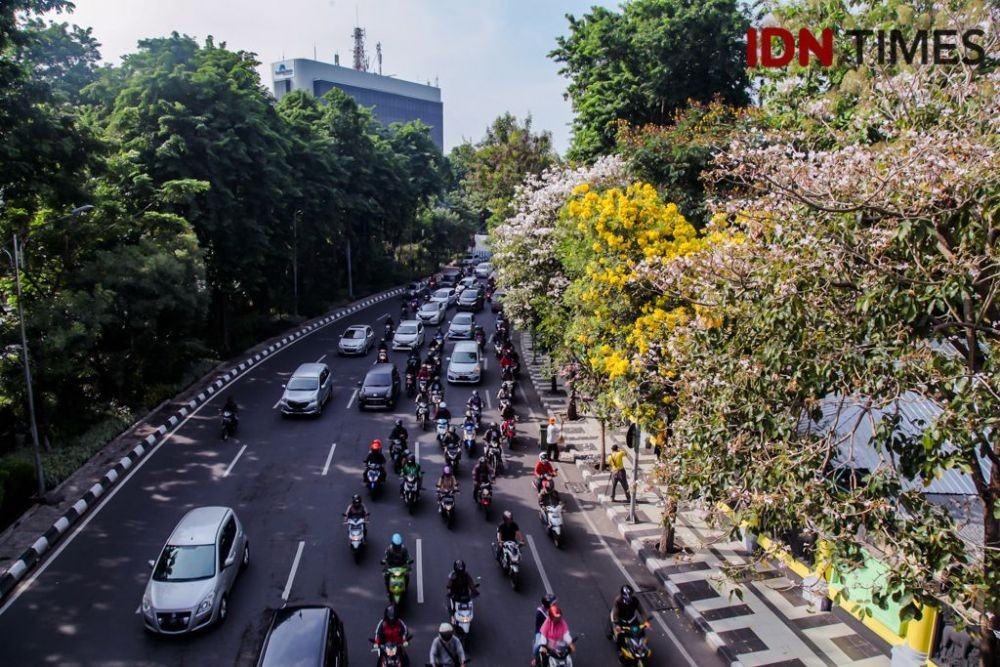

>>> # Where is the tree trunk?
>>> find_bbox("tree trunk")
[599,419,607,471]
[658,494,678,556]
[981,480,1000,666]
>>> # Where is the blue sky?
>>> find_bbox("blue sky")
[58,0,617,154]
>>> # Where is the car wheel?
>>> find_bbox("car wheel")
[217,594,229,625]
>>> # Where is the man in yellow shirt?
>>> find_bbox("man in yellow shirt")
[607,444,630,502]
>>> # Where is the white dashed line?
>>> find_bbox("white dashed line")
[483,357,488,371]
[316,354,327,363]
[223,444,247,478]
[526,535,554,596]
[272,398,282,410]
[321,443,337,476]
[377,313,389,321]
[282,541,305,601]
[346,389,358,410]
[416,538,424,604]
[486,393,492,410]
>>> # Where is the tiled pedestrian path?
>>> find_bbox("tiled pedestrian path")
[517,332,893,667]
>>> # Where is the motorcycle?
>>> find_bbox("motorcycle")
[496,540,522,590]
[501,418,517,448]
[430,388,444,410]
[416,400,430,430]
[465,406,482,430]
[405,372,416,397]
[371,640,409,667]
[450,594,476,649]
[501,377,517,402]
[445,441,462,472]
[436,418,450,445]
[540,500,565,549]
[345,516,366,563]
[612,623,651,666]
[381,562,411,606]
[437,489,457,528]
[365,462,385,498]
[474,328,486,349]
[377,348,389,363]
[539,637,582,667]
[401,473,420,514]
[389,439,406,474]
[476,481,493,520]
[220,411,238,440]
[486,440,504,474]
[462,423,476,455]
[417,377,429,395]
[384,323,394,340]
[493,339,505,357]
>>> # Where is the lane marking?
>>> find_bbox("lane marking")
[567,465,698,667]
[415,442,420,464]
[321,443,337,476]
[223,444,248,478]
[272,398,281,410]
[416,538,424,604]
[282,541,305,601]
[483,357,488,371]
[485,392,492,411]
[377,313,389,321]
[135,604,141,615]
[346,389,358,410]
[315,353,327,363]
[526,534,554,596]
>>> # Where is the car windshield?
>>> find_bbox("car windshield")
[153,544,215,582]
[398,324,417,334]
[434,289,451,299]
[453,351,478,363]
[343,328,365,339]
[453,314,473,325]
[365,373,391,388]
[461,291,477,300]
[420,304,437,312]
[287,377,319,391]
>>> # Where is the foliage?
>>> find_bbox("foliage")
[550,0,750,161]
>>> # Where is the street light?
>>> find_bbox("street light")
[1,204,93,498]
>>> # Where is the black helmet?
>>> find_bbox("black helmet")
[542,593,557,607]
[479,456,487,464]
[384,604,397,621]
[621,584,635,603]
[394,418,403,427]
[407,454,416,464]
[351,494,362,506]
[453,559,466,573]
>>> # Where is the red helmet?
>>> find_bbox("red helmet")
[549,604,562,619]
[371,439,382,451]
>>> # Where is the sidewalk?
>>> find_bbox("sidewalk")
[518,332,893,667]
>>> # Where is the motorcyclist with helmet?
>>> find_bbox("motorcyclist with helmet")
[373,604,411,666]
[437,465,458,499]
[382,533,413,590]
[471,455,494,502]
[342,493,370,537]
[495,510,525,563]
[445,559,479,615]
[442,424,461,449]
[400,452,424,491]
[533,452,557,491]
[390,418,409,445]
[609,584,650,651]
[429,622,467,667]
[467,390,483,412]
[364,439,388,483]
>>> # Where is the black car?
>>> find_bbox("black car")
[359,363,401,410]
[404,281,429,300]
[456,287,483,312]
[256,602,347,667]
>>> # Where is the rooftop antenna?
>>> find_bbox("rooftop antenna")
[434,75,439,87]
[313,43,317,60]
[376,42,382,75]
[352,6,368,71]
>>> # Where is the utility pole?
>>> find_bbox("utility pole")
[627,421,641,523]
[346,239,354,299]
[292,209,301,318]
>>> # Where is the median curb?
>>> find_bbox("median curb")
[0,287,404,600]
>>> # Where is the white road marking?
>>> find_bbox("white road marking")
[485,393,492,410]
[346,389,358,410]
[134,604,141,615]
[321,443,337,476]
[315,353,326,363]
[282,541,305,601]
[526,535,554,596]
[377,313,389,321]
[482,357,488,371]
[272,398,281,410]
[416,538,424,604]
[415,442,420,463]
[568,465,698,667]
[223,444,248,478]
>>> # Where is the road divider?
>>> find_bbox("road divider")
[282,541,305,601]
[321,443,337,476]
[223,444,248,478]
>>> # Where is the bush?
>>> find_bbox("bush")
[40,410,135,488]
[0,457,39,528]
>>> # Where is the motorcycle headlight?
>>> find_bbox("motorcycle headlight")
[195,590,215,616]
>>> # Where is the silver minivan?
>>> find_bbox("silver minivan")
[279,362,333,416]
[142,506,249,634]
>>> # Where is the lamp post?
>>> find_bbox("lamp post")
[627,379,653,524]
[2,204,93,498]
[292,209,301,318]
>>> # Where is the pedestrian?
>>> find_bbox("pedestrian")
[607,444,630,503]
[545,416,562,461]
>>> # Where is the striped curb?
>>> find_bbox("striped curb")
[0,287,404,600]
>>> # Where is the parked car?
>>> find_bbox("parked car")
[279,363,333,416]
[359,363,401,410]
[142,507,249,635]
[447,340,482,384]
[447,312,476,340]
[430,287,458,308]
[417,300,447,325]
[337,324,374,356]
[474,262,492,279]
[391,319,425,350]
[491,289,505,313]
[457,288,483,312]
[404,280,429,301]
[256,602,348,667]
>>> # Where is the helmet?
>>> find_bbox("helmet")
[453,559,466,573]
[440,401,447,408]
[443,465,452,475]
[542,593,557,607]
[371,439,382,451]
[352,494,362,505]
[438,622,454,639]
[539,452,549,461]
[407,454,416,464]
[394,418,403,427]
[384,604,397,621]
[472,390,479,397]
[621,584,635,603]
[502,510,513,522]
[448,425,457,434]
[548,416,556,425]
[549,604,562,619]
[391,533,403,546]
[478,456,487,464]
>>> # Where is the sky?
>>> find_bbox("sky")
[53,0,618,154]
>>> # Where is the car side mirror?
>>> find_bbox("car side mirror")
[224,552,236,568]
[148,559,155,569]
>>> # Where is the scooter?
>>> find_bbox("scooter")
[445,441,462,472]
[438,490,457,528]
[417,377,429,395]
[501,418,517,448]
[476,481,493,520]
[220,411,238,440]
[405,372,416,397]
[365,462,385,498]
[486,440,504,474]
[381,562,412,607]
[612,622,651,666]
[540,500,565,549]
[465,406,482,431]
[436,418,449,445]
[496,540,522,590]
[401,472,420,514]
[389,439,406,474]
[462,423,476,455]
[345,516,366,563]
[539,636,583,667]
[416,400,430,430]
[501,377,517,402]
[430,388,444,409]
[370,639,410,667]
[450,594,477,650]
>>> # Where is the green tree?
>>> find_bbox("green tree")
[550,0,750,161]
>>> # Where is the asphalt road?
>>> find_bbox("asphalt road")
[0,285,722,667]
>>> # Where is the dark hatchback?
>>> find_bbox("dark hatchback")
[456,288,483,312]
[358,363,400,410]
[256,602,347,667]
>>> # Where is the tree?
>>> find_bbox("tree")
[550,0,750,161]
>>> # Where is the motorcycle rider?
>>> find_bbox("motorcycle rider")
[390,418,409,445]
[533,453,557,491]
[446,559,479,614]
[400,453,424,491]
[467,390,483,413]
[383,533,412,590]
[495,510,525,563]
[417,362,433,384]
[461,410,477,434]
[221,396,239,420]
[538,475,561,507]
[374,604,410,666]
[407,349,421,372]
[534,604,575,665]
[484,422,502,446]
[364,440,388,483]
[535,593,558,633]
[437,465,458,499]
[609,584,649,650]
[472,456,494,502]
[428,622,467,667]
[435,400,452,423]
[442,424,461,450]
[343,494,370,538]
[499,397,516,423]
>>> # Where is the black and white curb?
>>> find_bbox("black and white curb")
[0,288,404,600]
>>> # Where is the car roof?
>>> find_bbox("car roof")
[169,506,230,545]
[420,301,441,309]
[259,604,335,667]
[344,324,369,332]
[398,319,421,327]
[453,312,473,321]
[293,363,328,377]
[453,340,479,352]
[365,364,396,380]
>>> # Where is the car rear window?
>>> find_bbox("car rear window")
[454,314,473,324]
[260,607,330,667]
[153,545,215,582]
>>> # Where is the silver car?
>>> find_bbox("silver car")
[418,301,447,325]
[392,320,425,350]
[279,363,333,416]
[447,341,482,384]
[430,288,457,308]
[142,507,249,634]
[474,262,492,279]
[447,312,475,339]
[337,325,374,356]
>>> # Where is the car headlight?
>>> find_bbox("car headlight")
[142,593,152,614]
[195,590,215,616]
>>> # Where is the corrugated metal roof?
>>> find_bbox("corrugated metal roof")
[813,392,990,496]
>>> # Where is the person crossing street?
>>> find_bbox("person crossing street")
[607,444,631,502]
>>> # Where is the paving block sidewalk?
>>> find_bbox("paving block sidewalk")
[518,332,893,667]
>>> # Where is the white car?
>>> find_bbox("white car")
[392,320,425,350]
[447,312,476,340]
[430,288,457,308]
[447,341,482,384]
[457,277,478,293]
[337,325,374,356]
[474,262,492,279]
[417,300,447,325]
